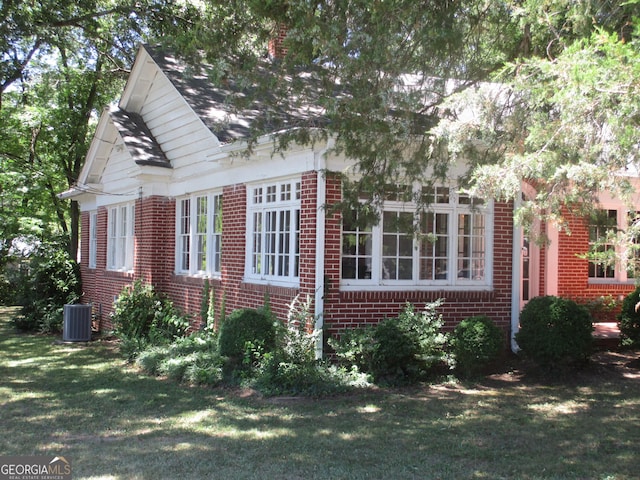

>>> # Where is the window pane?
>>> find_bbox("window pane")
[381,211,413,281]
[457,213,485,280]
[249,181,301,280]
[212,195,223,274]
[589,209,617,279]
[196,196,208,271]
[419,211,449,280]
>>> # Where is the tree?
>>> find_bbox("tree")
[165,0,638,236]
[168,0,526,220]
[0,0,200,260]
[433,0,640,240]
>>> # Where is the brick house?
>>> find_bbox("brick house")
[61,44,640,354]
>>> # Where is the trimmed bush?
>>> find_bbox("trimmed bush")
[452,315,504,377]
[515,295,594,368]
[618,286,640,346]
[217,308,276,361]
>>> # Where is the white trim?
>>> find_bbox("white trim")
[88,211,98,269]
[314,165,327,359]
[244,177,302,287]
[106,202,135,272]
[174,191,223,278]
[511,192,522,353]
[339,187,493,290]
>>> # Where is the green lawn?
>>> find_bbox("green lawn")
[1,305,639,480]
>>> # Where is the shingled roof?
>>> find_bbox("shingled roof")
[109,106,171,168]
[143,44,328,145]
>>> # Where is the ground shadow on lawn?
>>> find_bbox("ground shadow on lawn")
[2,306,640,479]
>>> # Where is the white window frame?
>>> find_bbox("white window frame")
[245,178,301,287]
[340,185,493,291]
[175,192,223,277]
[107,203,135,272]
[589,208,638,284]
[88,211,98,269]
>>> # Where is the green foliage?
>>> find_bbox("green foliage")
[13,241,81,333]
[330,301,449,383]
[135,332,223,385]
[437,20,640,241]
[618,287,640,346]
[111,280,157,339]
[515,296,594,368]
[247,294,366,396]
[452,315,504,377]
[199,280,218,332]
[251,353,369,397]
[217,308,276,361]
[111,280,190,358]
[328,326,377,371]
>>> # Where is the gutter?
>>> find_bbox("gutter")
[314,146,327,360]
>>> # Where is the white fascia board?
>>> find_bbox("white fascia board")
[119,45,154,113]
[76,109,117,187]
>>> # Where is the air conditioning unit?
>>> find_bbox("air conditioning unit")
[63,304,93,342]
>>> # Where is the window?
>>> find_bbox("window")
[89,211,97,269]
[247,179,301,285]
[176,193,223,276]
[627,211,640,279]
[107,203,135,271]
[589,208,640,283]
[589,209,617,279]
[341,185,492,289]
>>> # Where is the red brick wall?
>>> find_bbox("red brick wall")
[79,206,134,331]
[554,212,633,321]
[79,173,516,347]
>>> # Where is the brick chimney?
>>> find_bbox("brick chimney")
[268,23,289,59]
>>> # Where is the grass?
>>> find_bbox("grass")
[1,305,639,479]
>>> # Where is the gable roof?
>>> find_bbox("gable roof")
[142,44,328,144]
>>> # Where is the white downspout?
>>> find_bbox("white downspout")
[510,192,523,353]
[314,149,327,360]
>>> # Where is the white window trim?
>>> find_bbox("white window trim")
[175,192,223,278]
[589,208,637,284]
[107,203,135,272]
[88,211,98,269]
[340,186,494,292]
[245,178,301,287]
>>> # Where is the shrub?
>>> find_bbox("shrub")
[618,286,640,346]
[515,295,594,368]
[330,301,449,383]
[249,295,354,396]
[328,326,377,372]
[135,345,170,375]
[251,353,369,397]
[217,308,276,362]
[13,241,81,333]
[452,315,504,377]
[135,333,224,386]
[183,351,224,385]
[112,280,190,342]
